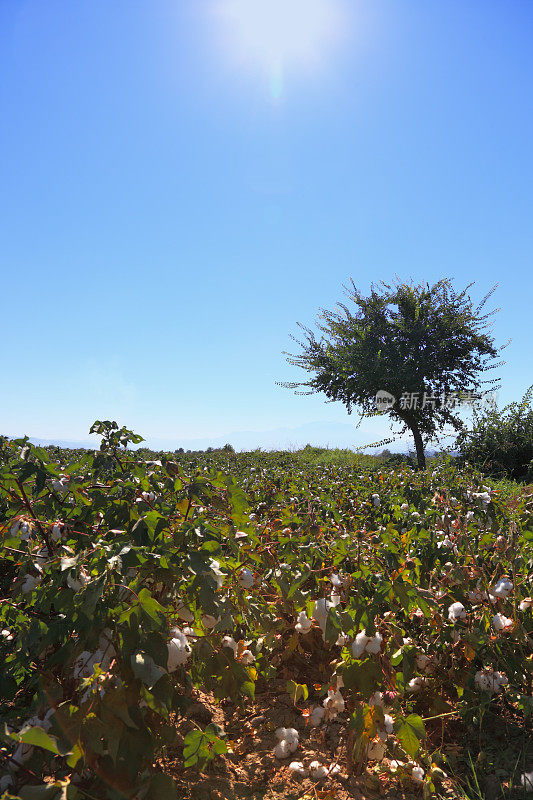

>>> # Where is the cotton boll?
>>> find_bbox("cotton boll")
[238,568,254,589]
[328,763,341,776]
[448,602,466,622]
[412,765,425,782]
[51,523,62,542]
[372,494,380,507]
[288,761,307,776]
[492,613,513,632]
[167,631,191,672]
[492,578,513,599]
[365,632,382,654]
[283,728,299,746]
[520,598,533,611]
[240,649,255,665]
[407,676,426,693]
[221,635,238,655]
[369,691,384,707]
[310,761,329,780]
[336,633,348,646]
[275,727,288,741]
[323,689,344,715]
[295,611,312,634]
[352,630,370,658]
[331,573,343,588]
[274,740,291,759]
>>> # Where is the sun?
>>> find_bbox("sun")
[213,0,344,96]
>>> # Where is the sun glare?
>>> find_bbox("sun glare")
[214,0,343,96]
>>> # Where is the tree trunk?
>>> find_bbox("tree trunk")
[410,423,426,470]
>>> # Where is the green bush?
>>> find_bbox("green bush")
[457,386,533,480]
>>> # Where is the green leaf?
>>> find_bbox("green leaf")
[10,725,71,757]
[395,714,426,757]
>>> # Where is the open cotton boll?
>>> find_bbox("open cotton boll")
[369,691,384,707]
[51,523,62,542]
[67,567,90,592]
[221,635,238,655]
[520,598,533,611]
[240,649,255,665]
[448,602,466,622]
[412,765,425,782]
[492,578,513,599]
[351,630,370,658]
[295,611,312,634]
[208,559,225,589]
[407,676,426,693]
[309,761,329,780]
[275,727,288,741]
[288,761,307,776]
[365,632,382,654]
[372,494,380,507]
[274,740,291,759]
[323,689,344,715]
[167,630,192,672]
[238,568,254,589]
[492,613,513,632]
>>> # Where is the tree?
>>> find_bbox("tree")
[281,279,503,469]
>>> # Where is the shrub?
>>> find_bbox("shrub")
[456,386,533,479]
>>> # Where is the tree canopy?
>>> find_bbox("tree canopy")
[282,279,503,468]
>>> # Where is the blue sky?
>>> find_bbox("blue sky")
[1,0,532,450]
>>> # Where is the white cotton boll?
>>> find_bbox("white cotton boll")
[310,762,329,780]
[520,598,533,611]
[221,635,238,655]
[328,763,341,776]
[294,611,313,633]
[20,521,32,540]
[167,634,191,672]
[331,573,343,588]
[416,653,429,671]
[309,706,325,727]
[235,530,248,540]
[412,765,425,782]
[365,633,382,654]
[448,602,466,622]
[240,649,254,665]
[407,676,426,693]
[521,772,533,789]
[1,628,13,641]
[238,568,254,589]
[492,578,513,599]
[208,559,225,589]
[275,727,288,741]
[368,738,386,761]
[323,689,344,714]
[352,630,370,658]
[372,494,380,507]
[492,613,513,632]
[288,761,307,776]
[383,713,394,734]
[67,567,90,592]
[283,728,299,746]
[312,598,329,633]
[274,740,291,759]
[401,503,408,511]
[369,691,384,707]
[336,633,348,646]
